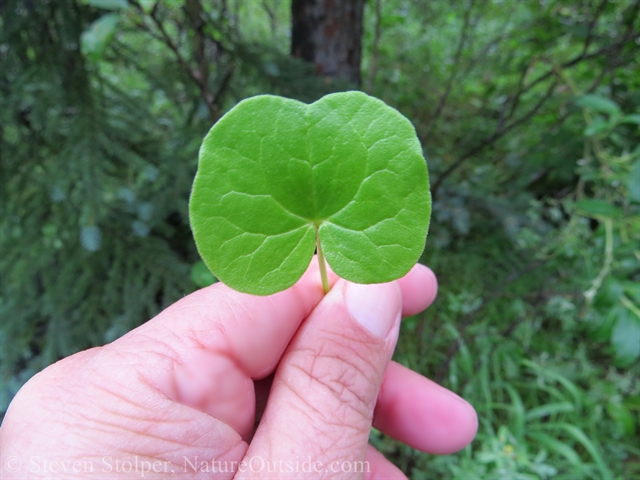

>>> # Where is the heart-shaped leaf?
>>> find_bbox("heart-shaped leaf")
[190,91,431,295]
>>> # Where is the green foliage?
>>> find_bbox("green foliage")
[190,92,431,295]
[359,0,640,477]
[1,0,206,410]
[0,0,345,409]
[81,13,120,62]
[572,93,640,367]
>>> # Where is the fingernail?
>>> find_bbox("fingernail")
[424,267,438,307]
[345,282,401,338]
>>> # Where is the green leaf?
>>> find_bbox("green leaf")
[81,14,120,62]
[575,94,621,116]
[163,0,185,8]
[381,14,406,28]
[190,92,431,295]
[607,400,636,436]
[191,261,217,288]
[623,281,640,304]
[590,306,617,341]
[82,0,129,10]
[574,199,622,219]
[583,116,610,137]
[139,0,156,13]
[619,114,640,125]
[525,401,575,420]
[611,306,640,367]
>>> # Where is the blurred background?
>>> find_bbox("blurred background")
[1,0,639,477]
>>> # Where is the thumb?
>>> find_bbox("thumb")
[239,279,402,479]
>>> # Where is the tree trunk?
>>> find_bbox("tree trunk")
[290,0,365,87]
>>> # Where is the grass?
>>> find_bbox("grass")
[374,231,640,479]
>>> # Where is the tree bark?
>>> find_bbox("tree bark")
[291,0,365,87]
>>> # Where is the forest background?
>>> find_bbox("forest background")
[1,0,639,478]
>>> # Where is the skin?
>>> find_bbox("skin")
[0,259,477,479]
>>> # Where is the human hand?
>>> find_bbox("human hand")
[0,259,477,479]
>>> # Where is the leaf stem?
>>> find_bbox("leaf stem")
[315,226,330,294]
[584,217,613,304]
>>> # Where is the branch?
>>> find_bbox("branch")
[185,0,218,120]
[130,0,220,120]
[262,0,278,41]
[583,0,609,55]
[186,0,207,75]
[429,0,477,126]
[365,0,382,94]
[520,29,640,100]
[505,58,538,124]
[135,4,200,85]
[213,62,235,106]
[430,30,640,199]
[431,79,558,199]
